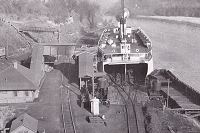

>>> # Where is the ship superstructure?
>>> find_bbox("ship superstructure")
[98,9,153,82]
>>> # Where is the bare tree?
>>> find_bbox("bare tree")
[64,0,77,14]
[77,1,100,28]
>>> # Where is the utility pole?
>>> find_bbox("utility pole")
[124,63,126,83]
[167,79,170,108]
[92,74,94,98]
[5,30,8,59]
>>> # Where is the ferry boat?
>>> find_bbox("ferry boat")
[97,8,153,83]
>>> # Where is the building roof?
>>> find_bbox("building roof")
[30,45,44,87]
[10,113,38,133]
[15,62,33,84]
[0,66,37,91]
[11,52,32,62]
[39,42,77,46]
[0,45,44,89]
[74,46,98,57]
[0,59,12,71]
[9,45,44,88]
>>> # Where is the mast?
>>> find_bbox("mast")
[121,0,125,38]
[121,0,124,21]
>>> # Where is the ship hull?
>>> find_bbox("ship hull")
[147,57,153,75]
[103,57,153,83]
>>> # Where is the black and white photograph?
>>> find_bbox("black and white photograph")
[0,0,200,133]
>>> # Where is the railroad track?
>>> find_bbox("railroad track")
[108,74,139,133]
[60,86,77,133]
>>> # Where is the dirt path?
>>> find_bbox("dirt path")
[26,70,63,133]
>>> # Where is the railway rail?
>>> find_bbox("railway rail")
[108,74,139,133]
[60,86,77,133]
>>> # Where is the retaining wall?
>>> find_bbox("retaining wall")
[163,70,200,106]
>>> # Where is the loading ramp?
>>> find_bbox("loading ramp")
[148,69,200,118]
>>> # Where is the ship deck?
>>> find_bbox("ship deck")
[99,28,151,54]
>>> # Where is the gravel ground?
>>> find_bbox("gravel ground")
[128,18,200,92]
[22,62,128,133]
[26,70,63,133]
[143,105,200,133]
[70,90,128,133]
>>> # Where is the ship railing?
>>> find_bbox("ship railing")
[103,51,152,63]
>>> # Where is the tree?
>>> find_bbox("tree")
[0,0,14,14]
[76,0,100,28]
[25,0,47,16]
[64,0,77,14]
[11,0,28,17]
[46,0,70,23]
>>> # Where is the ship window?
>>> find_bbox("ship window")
[122,46,124,49]
[1,91,7,94]
[25,91,29,96]
[14,91,18,96]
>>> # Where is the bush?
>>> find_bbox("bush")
[154,7,200,17]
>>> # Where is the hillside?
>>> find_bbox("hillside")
[1,0,200,57]
[0,19,31,56]
[106,0,200,17]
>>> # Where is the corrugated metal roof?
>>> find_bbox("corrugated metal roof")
[10,113,38,133]
[0,66,37,91]
[15,62,33,84]
[11,45,44,87]
[0,46,44,89]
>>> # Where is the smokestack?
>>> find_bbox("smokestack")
[121,0,124,19]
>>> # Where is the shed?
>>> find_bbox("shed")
[10,113,38,133]
[78,52,94,78]
[0,62,38,103]
[147,69,171,84]
[0,66,37,91]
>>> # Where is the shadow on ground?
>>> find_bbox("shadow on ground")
[54,63,79,85]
